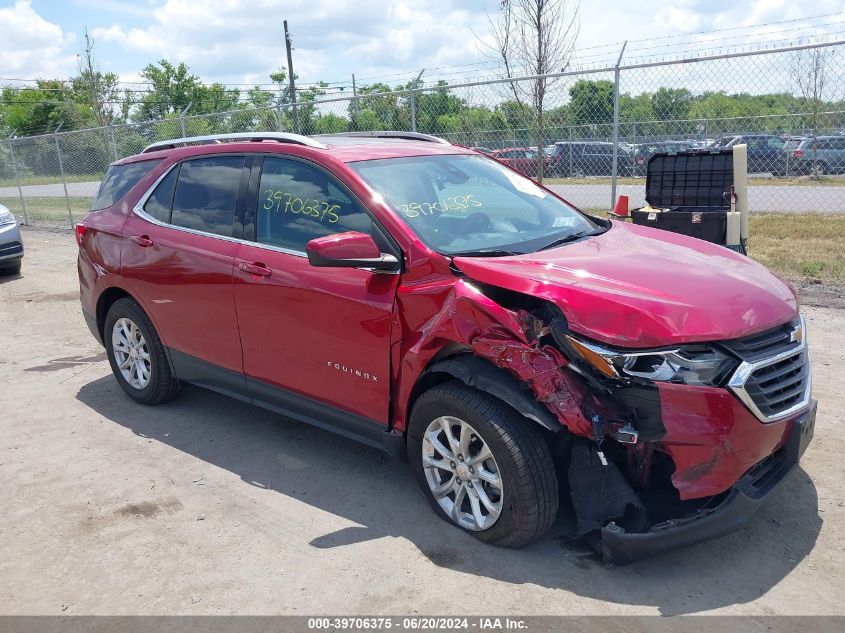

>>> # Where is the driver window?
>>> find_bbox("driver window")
[256,157,374,252]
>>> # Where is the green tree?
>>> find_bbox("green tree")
[134,60,240,121]
[1,80,91,135]
[568,80,614,127]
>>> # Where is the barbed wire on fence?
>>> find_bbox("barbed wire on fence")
[1,39,844,229]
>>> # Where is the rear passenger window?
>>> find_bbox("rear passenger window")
[256,157,374,252]
[171,156,245,237]
[91,159,161,211]
[143,167,178,223]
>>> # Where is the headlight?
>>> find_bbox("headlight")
[566,335,736,386]
[0,208,15,225]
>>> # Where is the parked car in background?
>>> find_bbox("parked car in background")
[0,204,24,276]
[630,140,698,176]
[713,134,785,174]
[547,141,633,177]
[488,147,546,177]
[470,146,493,155]
[783,135,845,175]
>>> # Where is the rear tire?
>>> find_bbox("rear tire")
[408,381,558,548]
[104,297,181,405]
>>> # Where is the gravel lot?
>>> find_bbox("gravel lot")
[1,229,843,616]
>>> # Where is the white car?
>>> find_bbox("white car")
[0,204,24,275]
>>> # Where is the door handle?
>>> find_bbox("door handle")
[239,262,272,277]
[130,234,154,247]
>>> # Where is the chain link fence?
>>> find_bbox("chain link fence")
[1,40,844,229]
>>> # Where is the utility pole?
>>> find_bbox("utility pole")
[284,20,300,134]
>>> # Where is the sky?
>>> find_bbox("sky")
[0,0,844,93]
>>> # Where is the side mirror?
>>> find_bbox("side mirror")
[306,231,400,272]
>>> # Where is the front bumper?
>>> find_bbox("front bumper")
[601,400,816,565]
[0,221,24,263]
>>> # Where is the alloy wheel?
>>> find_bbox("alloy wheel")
[422,416,503,531]
[112,317,152,390]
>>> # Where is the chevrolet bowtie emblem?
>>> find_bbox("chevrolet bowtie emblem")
[790,323,803,345]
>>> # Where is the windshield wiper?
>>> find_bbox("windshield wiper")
[449,248,523,257]
[536,229,603,252]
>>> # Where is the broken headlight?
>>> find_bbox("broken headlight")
[566,336,736,387]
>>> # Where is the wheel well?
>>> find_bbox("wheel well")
[408,353,562,435]
[96,287,132,340]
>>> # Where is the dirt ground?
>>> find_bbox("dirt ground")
[1,228,843,616]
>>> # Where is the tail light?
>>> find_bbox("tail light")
[792,149,804,158]
[75,223,87,246]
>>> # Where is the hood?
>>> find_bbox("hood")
[453,221,798,348]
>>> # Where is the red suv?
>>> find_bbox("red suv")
[77,131,815,564]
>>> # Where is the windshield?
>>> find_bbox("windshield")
[349,154,599,255]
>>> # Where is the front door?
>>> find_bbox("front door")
[233,155,399,430]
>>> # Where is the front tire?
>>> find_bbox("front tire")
[104,297,181,405]
[408,381,558,548]
[0,260,21,276]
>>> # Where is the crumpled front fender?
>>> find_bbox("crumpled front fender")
[392,277,593,437]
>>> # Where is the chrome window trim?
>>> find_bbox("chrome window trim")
[727,315,812,423]
[132,165,307,258]
[130,160,397,269]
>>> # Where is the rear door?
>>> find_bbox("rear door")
[233,154,400,434]
[121,154,248,375]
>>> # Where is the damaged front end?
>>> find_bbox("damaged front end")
[410,276,816,564]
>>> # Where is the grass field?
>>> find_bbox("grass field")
[0,196,90,227]
[748,213,845,282]
[0,173,103,188]
[5,197,844,284]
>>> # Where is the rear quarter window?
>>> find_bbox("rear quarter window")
[170,156,245,237]
[91,160,161,211]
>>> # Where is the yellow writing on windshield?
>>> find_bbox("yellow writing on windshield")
[262,189,340,223]
[397,194,482,218]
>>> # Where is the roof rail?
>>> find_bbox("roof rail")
[141,132,327,154]
[319,131,451,145]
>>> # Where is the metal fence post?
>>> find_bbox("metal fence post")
[610,41,627,211]
[631,121,637,175]
[409,69,424,133]
[179,102,192,137]
[109,125,119,160]
[53,125,74,229]
[409,90,417,132]
[276,103,284,132]
[6,135,28,226]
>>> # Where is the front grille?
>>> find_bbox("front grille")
[744,348,809,418]
[724,317,811,422]
[744,447,789,495]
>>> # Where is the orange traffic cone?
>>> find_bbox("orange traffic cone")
[610,195,629,218]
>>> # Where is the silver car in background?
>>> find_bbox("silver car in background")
[0,204,23,276]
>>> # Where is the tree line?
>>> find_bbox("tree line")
[2,54,843,181]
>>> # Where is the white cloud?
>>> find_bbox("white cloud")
[652,2,704,34]
[0,0,77,79]
[91,0,491,86]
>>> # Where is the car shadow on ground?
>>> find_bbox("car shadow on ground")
[77,375,822,615]
[0,270,22,284]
